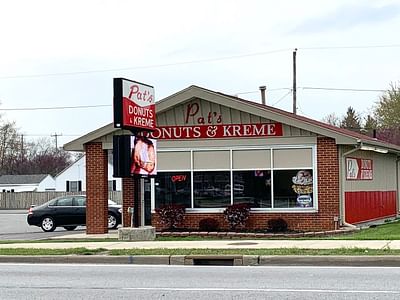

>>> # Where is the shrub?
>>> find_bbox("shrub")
[267,218,288,233]
[154,204,185,230]
[223,203,250,230]
[199,218,220,231]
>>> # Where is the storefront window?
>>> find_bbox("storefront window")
[273,169,313,208]
[233,170,271,208]
[154,147,315,210]
[155,172,191,208]
[193,171,231,208]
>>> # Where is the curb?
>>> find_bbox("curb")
[1,255,400,266]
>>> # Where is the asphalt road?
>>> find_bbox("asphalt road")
[1,264,400,299]
[0,210,85,240]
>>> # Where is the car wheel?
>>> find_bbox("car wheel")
[108,213,118,229]
[41,216,56,232]
[63,226,77,231]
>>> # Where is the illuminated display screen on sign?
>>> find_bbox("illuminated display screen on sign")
[346,157,373,180]
[130,136,157,176]
[112,135,157,178]
[113,78,156,131]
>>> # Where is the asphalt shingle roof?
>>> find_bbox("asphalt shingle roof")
[0,174,49,185]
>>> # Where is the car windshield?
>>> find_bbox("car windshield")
[108,200,118,205]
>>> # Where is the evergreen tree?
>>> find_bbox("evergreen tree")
[340,106,361,129]
[364,115,377,130]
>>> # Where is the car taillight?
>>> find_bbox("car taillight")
[118,208,122,214]
[28,207,33,215]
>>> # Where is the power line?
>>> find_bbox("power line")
[270,90,292,106]
[2,44,399,80]
[300,86,385,92]
[0,104,111,111]
[0,48,291,80]
[234,88,291,96]
[23,134,81,137]
[300,44,400,50]
[0,86,387,111]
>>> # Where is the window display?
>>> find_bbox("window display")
[273,169,313,208]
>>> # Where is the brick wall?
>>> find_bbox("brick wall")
[85,143,108,234]
[122,177,135,227]
[151,137,340,232]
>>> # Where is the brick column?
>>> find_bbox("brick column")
[85,142,108,234]
[122,177,134,227]
[316,137,340,230]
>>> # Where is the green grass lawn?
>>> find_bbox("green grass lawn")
[0,247,107,256]
[1,247,400,256]
[330,221,400,240]
[0,220,399,246]
[0,221,400,256]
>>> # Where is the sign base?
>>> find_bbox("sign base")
[118,226,156,241]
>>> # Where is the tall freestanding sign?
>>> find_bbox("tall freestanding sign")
[113,78,156,131]
[113,78,157,177]
[113,78,157,228]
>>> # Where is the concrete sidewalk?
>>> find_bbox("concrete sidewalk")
[0,231,399,250]
[1,232,400,266]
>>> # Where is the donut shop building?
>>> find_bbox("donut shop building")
[64,85,400,234]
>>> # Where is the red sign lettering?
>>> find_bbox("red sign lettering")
[145,123,283,139]
[171,175,187,182]
[128,84,154,103]
[185,102,222,124]
[122,81,155,130]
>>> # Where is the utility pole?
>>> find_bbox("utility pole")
[292,48,297,114]
[20,134,24,161]
[51,133,62,150]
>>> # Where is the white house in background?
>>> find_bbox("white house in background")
[0,174,55,192]
[54,154,121,192]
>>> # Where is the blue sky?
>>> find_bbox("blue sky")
[0,0,399,147]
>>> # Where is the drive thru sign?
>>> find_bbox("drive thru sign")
[346,157,373,180]
[113,78,156,131]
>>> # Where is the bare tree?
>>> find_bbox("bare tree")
[0,114,72,175]
[374,82,400,128]
[321,113,340,127]
[0,121,22,174]
[15,137,72,176]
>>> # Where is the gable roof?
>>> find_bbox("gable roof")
[54,153,115,178]
[54,154,85,178]
[0,174,51,185]
[64,85,400,153]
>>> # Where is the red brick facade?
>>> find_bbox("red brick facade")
[85,137,340,233]
[85,142,108,234]
[152,137,340,232]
